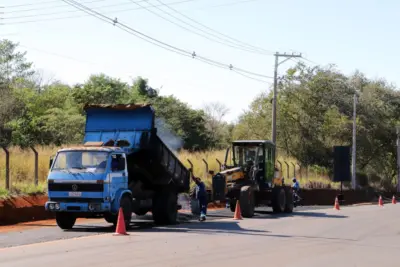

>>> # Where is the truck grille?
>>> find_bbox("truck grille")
[48,183,104,192]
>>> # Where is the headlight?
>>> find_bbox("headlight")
[49,203,55,210]
[54,203,60,210]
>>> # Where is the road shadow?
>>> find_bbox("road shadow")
[255,210,348,219]
[64,213,195,233]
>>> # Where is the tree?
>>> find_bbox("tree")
[72,74,129,107]
[0,39,35,89]
[233,61,400,189]
[202,101,231,148]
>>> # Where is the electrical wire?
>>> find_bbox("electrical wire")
[154,0,273,55]
[3,0,253,25]
[60,0,272,80]
[18,44,100,65]
[3,0,198,20]
[133,0,271,55]
[4,0,107,12]
[3,0,196,20]
[232,69,272,84]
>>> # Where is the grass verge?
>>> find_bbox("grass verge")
[0,146,339,198]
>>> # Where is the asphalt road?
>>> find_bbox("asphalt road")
[1,204,399,267]
[0,205,327,248]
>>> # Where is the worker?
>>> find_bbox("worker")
[189,168,207,221]
[292,178,300,191]
[292,178,301,206]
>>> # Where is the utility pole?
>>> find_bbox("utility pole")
[396,126,400,192]
[351,93,357,190]
[271,52,302,145]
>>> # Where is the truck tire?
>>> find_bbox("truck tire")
[284,187,294,213]
[240,186,255,218]
[134,209,149,216]
[229,200,236,212]
[104,213,117,224]
[272,187,286,213]
[152,190,178,225]
[119,194,133,229]
[56,213,76,230]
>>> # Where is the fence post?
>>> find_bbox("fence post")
[291,162,296,178]
[30,146,38,186]
[216,159,222,171]
[1,146,10,190]
[284,161,290,180]
[202,159,209,178]
[297,164,302,179]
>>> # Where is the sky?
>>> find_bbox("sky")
[1,0,400,122]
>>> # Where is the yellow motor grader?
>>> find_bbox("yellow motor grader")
[211,140,293,217]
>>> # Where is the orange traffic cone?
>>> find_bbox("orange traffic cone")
[233,200,242,220]
[392,195,397,204]
[378,196,384,207]
[114,207,129,236]
[333,197,340,210]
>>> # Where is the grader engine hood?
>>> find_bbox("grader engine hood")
[219,167,244,182]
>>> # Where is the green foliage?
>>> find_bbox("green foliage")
[72,74,129,106]
[234,62,400,189]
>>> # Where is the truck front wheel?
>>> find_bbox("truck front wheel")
[56,213,76,230]
[119,195,133,229]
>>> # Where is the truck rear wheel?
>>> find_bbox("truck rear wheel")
[56,213,76,230]
[134,209,149,216]
[284,187,294,213]
[272,187,286,213]
[240,186,255,218]
[229,200,236,212]
[152,190,178,225]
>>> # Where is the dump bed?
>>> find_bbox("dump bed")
[83,104,190,193]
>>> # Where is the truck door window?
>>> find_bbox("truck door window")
[111,154,125,172]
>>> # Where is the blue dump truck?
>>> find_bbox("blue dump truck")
[45,104,191,230]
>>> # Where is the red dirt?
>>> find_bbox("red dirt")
[0,195,54,226]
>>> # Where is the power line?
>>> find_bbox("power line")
[232,69,272,84]
[154,0,272,55]
[200,0,262,9]
[60,0,272,80]
[4,0,197,20]
[4,0,107,13]
[18,44,100,65]
[4,0,64,8]
[132,0,271,55]
[2,0,251,25]
[3,0,195,20]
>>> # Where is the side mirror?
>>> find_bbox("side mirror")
[208,170,215,175]
[49,157,54,169]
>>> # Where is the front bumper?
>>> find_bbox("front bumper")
[45,200,111,213]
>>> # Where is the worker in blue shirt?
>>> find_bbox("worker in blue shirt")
[190,169,207,221]
[292,178,300,191]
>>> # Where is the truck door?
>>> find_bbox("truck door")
[109,153,128,194]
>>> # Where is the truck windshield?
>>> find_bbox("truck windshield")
[52,151,109,174]
[233,146,258,166]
